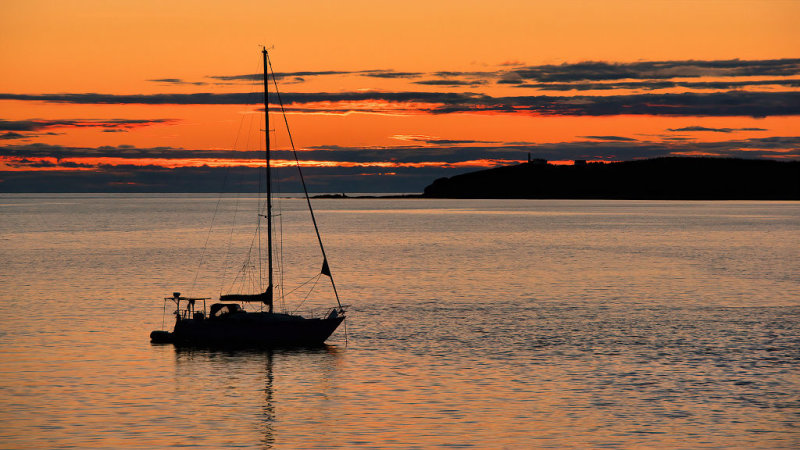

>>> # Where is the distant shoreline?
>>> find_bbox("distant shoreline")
[420,157,800,201]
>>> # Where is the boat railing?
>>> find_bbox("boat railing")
[289,305,349,319]
[162,295,210,321]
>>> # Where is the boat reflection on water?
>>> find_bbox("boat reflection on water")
[171,345,343,448]
[262,349,275,449]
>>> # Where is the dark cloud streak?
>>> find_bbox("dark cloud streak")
[512,78,800,91]
[582,136,638,141]
[0,143,265,161]
[503,58,800,83]
[0,118,177,131]
[4,91,799,118]
[414,79,487,86]
[431,91,800,118]
[668,126,768,133]
[148,78,208,86]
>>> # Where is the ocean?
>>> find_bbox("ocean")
[1,194,798,448]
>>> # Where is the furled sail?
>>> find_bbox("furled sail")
[220,286,272,303]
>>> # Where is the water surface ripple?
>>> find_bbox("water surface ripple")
[1,196,798,448]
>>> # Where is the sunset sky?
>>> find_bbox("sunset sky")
[2,0,799,192]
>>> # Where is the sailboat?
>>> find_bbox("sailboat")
[150,47,347,346]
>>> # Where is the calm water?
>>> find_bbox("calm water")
[1,195,799,448]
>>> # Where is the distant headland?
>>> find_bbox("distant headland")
[421,157,800,200]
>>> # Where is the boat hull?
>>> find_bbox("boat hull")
[168,312,345,347]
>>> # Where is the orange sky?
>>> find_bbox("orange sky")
[1,0,799,191]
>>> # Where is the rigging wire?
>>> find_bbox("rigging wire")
[226,227,259,294]
[267,56,343,310]
[271,117,287,313]
[218,190,241,296]
[282,273,323,298]
[161,300,167,330]
[291,273,322,315]
[188,171,229,298]
[217,55,266,300]
[276,198,286,313]
[276,193,287,313]
[218,106,257,295]
[189,55,261,300]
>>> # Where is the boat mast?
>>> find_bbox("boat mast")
[263,47,274,313]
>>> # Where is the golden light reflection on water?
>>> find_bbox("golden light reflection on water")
[1,196,799,448]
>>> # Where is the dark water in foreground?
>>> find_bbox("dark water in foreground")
[1,195,798,448]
